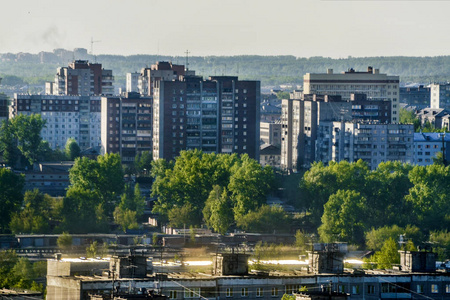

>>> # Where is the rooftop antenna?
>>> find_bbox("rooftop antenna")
[90,37,101,61]
[185,50,190,71]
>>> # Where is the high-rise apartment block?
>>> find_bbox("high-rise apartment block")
[47,60,114,96]
[126,72,140,93]
[430,83,450,110]
[10,94,101,150]
[101,93,152,164]
[281,95,351,171]
[303,67,399,123]
[153,75,260,161]
[137,61,186,96]
[315,122,414,169]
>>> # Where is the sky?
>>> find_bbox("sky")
[1,0,449,58]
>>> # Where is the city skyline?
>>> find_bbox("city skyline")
[1,0,450,58]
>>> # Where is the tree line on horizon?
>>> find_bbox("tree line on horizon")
[2,53,450,88]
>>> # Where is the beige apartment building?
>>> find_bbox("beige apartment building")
[303,67,399,123]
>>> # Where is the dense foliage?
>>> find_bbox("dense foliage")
[299,159,450,248]
[151,150,275,232]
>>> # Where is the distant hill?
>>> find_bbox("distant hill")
[1,49,450,88]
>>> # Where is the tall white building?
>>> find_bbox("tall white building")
[126,72,140,93]
[10,94,101,150]
[303,67,400,123]
[430,83,450,110]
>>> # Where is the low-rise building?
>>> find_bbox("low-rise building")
[413,132,450,166]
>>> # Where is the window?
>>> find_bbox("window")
[431,284,439,294]
[446,284,450,293]
[241,288,248,297]
[169,291,177,299]
[271,288,278,297]
[417,284,423,294]
[226,288,233,297]
[256,288,263,297]
[338,285,345,293]
[352,285,360,295]
[184,288,200,298]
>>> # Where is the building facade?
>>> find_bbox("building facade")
[430,83,450,110]
[101,93,153,165]
[303,67,400,123]
[153,75,260,161]
[316,122,414,169]
[260,121,281,147]
[281,95,351,171]
[126,72,140,93]
[138,61,186,97]
[48,60,114,96]
[399,85,430,109]
[10,94,101,150]
[413,132,450,166]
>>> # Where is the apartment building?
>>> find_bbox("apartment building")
[47,60,114,96]
[430,83,450,110]
[316,122,414,169]
[101,92,152,165]
[260,121,281,147]
[126,72,140,93]
[10,94,101,150]
[414,132,450,166]
[153,75,260,161]
[303,67,399,123]
[138,61,186,96]
[399,84,430,109]
[281,95,351,171]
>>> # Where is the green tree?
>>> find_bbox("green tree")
[61,187,108,233]
[151,150,239,221]
[363,161,414,228]
[65,138,81,160]
[135,151,152,176]
[0,120,20,166]
[228,154,275,217]
[373,237,400,269]
[295,230,310,252]
[10,189,53,234]
[203,185,234,234]
[68,153,124,219]
[365,225,423,251]
[318,189,366,245]
[114,183,145,231]
[399,108,420,131]
[430,230,450,261]
[57,232,73,249]
[300,160,369,226]
[9,114,46,165]
[405,164,450,231]
[168,203,199,228]
[0,168,24,232]
[236,205,291,233]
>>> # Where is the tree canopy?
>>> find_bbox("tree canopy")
[151,150,275,231]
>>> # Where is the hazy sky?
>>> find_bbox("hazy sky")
[1,0,449,58]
